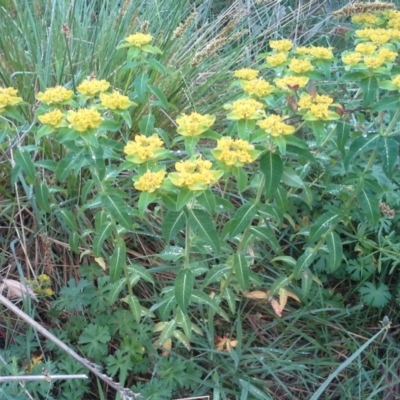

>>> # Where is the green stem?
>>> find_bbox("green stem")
[383,108,400,136]
[63,35,76,93]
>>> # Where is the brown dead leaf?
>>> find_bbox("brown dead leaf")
[269,288,301,317]
[162,338,172,356]
[215,335,238,352]
[0,279,37,300]
[244,290,269,300]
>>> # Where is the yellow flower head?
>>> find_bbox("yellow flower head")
[38,274,51,284]
[67,108,102,132]
[308,46,334,60]
[257,115,295,137]
[298,93,333,110]
[124,134,164,164]
[266,52,287,67]
[0,87,22,111]
[38,109,64,127]
[355,28,375,39]
[295,47,310,55]
[134,170,166,192]
[77,79,110,96]
[212,137,258,167]
[36,86,73,105]
[351,13,379,25]
[44,288,55,296]
[369,30,392,45]
[391,75,400,89]
[378,48,397,62]
[355,42,377,54]
[342,52,362,66]
[168,158,223,190]
[308,104,331,120]
[289,58,314,74]
[234,68,259,80]
[364,55,385,69]
[269,39,293,52]
[100,91,135,110]
[226,98,264,120]
[176,112,215,136]
[274,75,309,91]
[241,78,274,98]
[124,33,153,48]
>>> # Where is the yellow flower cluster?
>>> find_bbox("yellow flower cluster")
[226,98,264,120]
[298,93,333,109]
[355,27,394,44]
[269,39,293,52]
[134,170,166,192]
[274,75,309,91]
[77,79,110,96]
[388,10,400,28]
[343,46,396,69]
[36,86,73,105]
[289,58,314,74]
[352,13,380,25]
[266,52,287,67]
[125,33,153,48]
[38,109,64,127]
[124,134,164,164]
[99,91,134,110]
[342,52,362,66]
[257,115,295,137]
[176,112,215,136]
[297,93,338,121]
[0,87,22,111]
[234,68,259,80]
[67,108,102,132]
[364,55,386,69]
[27,274,54,297]
[168,158,222,190]
[295,46,334,60]
[355,42,377,54]
[212,137,258,167]
[241,78,274,98]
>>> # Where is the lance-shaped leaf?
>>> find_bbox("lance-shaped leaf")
[161,210,186,241]
[175,269,194,313]
[232,254,249,291]
[222,203,258,240]
[34,183,51,213]
[110,241,126,282]
[188,209,220,253]
[358,189,379,226]
[326,231,343,272]
[100,194,132,229]
[14,148,36,183]
[344,134,379,170]
[309,212,341,243]
[260,152,283,199]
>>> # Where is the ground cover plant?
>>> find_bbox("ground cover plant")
[0,0,400,399]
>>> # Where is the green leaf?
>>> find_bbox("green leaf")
[358,189,380,226]
[174,308,192,341]
[232,253,249,291]
[149,85,170,109]
[223,203,257,240]
[335,121,350,155]
[14,148,36,183]
[372,95,400,112]
[197,189,216,214]
[133,73,149,102]
[138,114,155,135]
[202,264,231,287]
[309,212,341,243]
[274,186,288,216]
[100,194,132,229]
[237,119,255,141]
[344,135,379,170]
[69,232,80,254]
[127,264,155,284]
[110,241,126,283]
[301,267,313,298]
[239,379,272,400]
[306,121,325,146]
[260,152,283,199]
[282,166,304,188]
[175,269,194,313]
[191,289,229,321]
[137,191,157,215]
[293,250,316,280]
[34,183,51,213]
[232,167,248,193]
[109,279,127,304]
[359,76,378,107]
[172,330,191,351]
[58,208,79,231]
[124,295,142,322]
[161,210,186,241]
[359,282,391,308]
[377,136,397,177]
[188,209,220,253]
[93,221,114,257]
[176,187,196,211]
[55,150,86,182]
[250,226,281,253]
[326,231,343,272]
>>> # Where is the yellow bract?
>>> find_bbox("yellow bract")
[100,91,135,110]
[77,79,110,96]
[298,93,333,110]
[0,87,22,111]
[124,134,164,164]
[36,86,73,105]
[269,39,293,52]
[378,48,397,62]
[257,115,295,137]
[124,33,153,47]
[364,55,385,69]
[355,42,377,54]
[352,13,380,25]
[67,108,102,132]
[134,170,166,192]
[225,98,264,120]
[241,78,274,98]
[176,112,215,136]
[38,109,64,127]
[308,46,334,60]
[266,52,287,67]
[342,52,362,65]
[274,75,309,90]
[168,158,223,190]
[233,68,259,80]
[289,58,314,74]
[212,137,257,167]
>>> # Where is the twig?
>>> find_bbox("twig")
[0,374,88,382]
